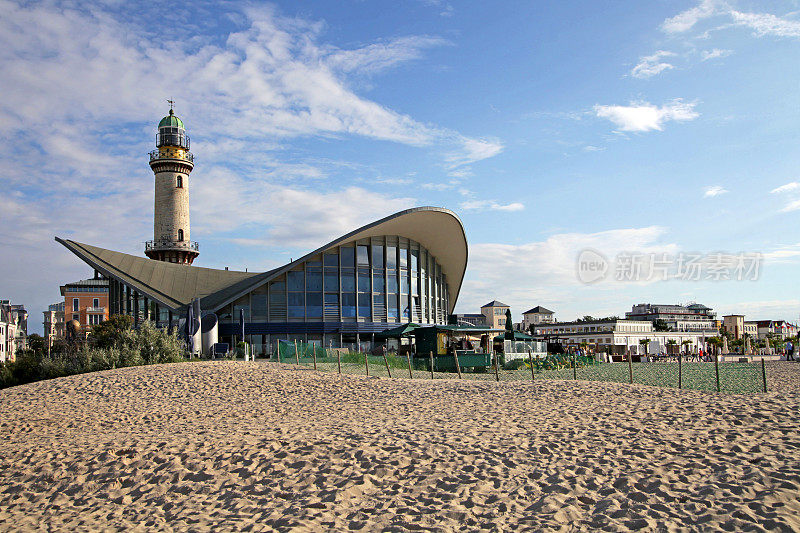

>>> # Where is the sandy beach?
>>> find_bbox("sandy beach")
[1,361,799,531]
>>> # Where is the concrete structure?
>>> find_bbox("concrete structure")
[625,303,717,332]
[57,207,467,356]
[43,302,65,345]
[481,300,510,330]
[61,277,109,333]
[723,314,745,340]
[522,306,555,331]
[144,104,198,265]
[0,300,28,362]
[533,318,708,358]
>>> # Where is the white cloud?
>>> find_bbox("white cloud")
[730,10,800,38]
[704,185,728,197]
[630,50,676,79]
[326,36,448,75]
[771,182,799,194]
[780,199,800,212]
[583,145,605,152]
[662,0,721,33]
[445,137,504,168]
[459,200,524,212]
[701,48,732,60]
[594,100,699,132]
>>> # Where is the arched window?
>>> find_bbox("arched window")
[176,175,183,188]
[178,229,184,242]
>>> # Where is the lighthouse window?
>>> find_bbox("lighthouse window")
[176,175,183,188]
[178,229,184,241]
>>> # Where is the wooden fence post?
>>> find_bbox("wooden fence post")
[429,351,435,379]
[453,350,462,379]
[572,353,577,380]
[678,354,682,389]
[337,348,342,375]
[312,343,317,370]
[406,352,413,379]
[761,358,767,393]
[294,339,300,366]
[528,349,535,382]
[715,351,721,393]
[627,350,633,384]
[382,346,392,378]
[364,350,370,377]
[493,352,500,382]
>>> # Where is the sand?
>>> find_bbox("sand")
[1,361,799,531]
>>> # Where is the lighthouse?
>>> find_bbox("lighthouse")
[144,102,199,265]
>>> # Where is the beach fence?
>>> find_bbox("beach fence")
[272,342,767,394]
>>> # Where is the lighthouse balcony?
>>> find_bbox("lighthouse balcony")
[149,150,194,163]
[145,239,199,252]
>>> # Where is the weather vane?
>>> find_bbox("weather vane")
[167,98,175,111]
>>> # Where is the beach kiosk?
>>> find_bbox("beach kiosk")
[410,325,502,371]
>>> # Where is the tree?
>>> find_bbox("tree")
[666,339,677,355]
[504,309,513,337]
[25,334,47,356]
[90,315,134,349]
[653,319,671,332]
[638,338,651,356]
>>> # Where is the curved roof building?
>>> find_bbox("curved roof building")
[57,206,467,353]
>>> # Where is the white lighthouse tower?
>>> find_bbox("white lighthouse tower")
[144,102,199,265]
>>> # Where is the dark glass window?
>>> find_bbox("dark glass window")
[324,270,339,291]
[324,294,339,305]
[176,175,183,188]
[342,293,356,317]
[178,229,184,241]
[288,293,304,318]
[357,245,369,266]
[387,271,398,293]
[306,269,322,291]
[388,294,399,319]
[400,272,409,294]
[399,247,408,268]
[372,272,385,293]
[357,269,370,293]
[386,246,397,268]
[287,271,304,291]
[373,294,385,308]
[341,270,356,292]
[411,248,419,271]
[401,295,411,320]
[306,293,322,318]
[358,293,371,317]
[340,247,355,267]
[324,253,338,267]
[372,245,384,269]
[252,294,267,317]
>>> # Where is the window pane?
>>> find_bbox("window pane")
[287,271,304,291]
[399,247,408,268]
[324,294,339,305]
[340,247,355,267]
[401,295,410,320]
[400,273,409,294]
[358,293,371,317]
[324,253,338,267]
[288,292,304,318]
[341,269,356,292]
[342,293,356,317]
[357,245,369,266]
[252,294,267,317]
[306,269,322,291]
[372,245,384,269]
[388,294,398,318]
[372,272,385,293]
[357,269,370,293]
[386,246,397,268]
[411,248,419,271]
[387,271,398,293]
[324,270,339,291]
[306,292,322,318]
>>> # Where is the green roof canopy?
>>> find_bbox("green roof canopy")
[158,109,184,129]
[375,323,422,339]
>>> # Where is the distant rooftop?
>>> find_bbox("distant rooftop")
[523,306,554,315]
[481,300,509,308]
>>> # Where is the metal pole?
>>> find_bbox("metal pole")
[628,349,633,384]
[761,358,767,392]
[429,351,435,379]
[382,346,392,378]
[715,351,721,392]
[528,349,535,382]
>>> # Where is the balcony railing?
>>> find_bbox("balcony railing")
[149,150,194,163]
[145,240,199,252]
[86,307,106,314]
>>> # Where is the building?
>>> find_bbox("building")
[722,314,745,339]
[744,321,758,338]
[0,300,28,362]
[533,318,708,358]
[450,313,486,327]
[522,306,555,331]
[60,277,109,333]
[756,320,798,340]
[625,303,718,332]
[481,301,510,330]
[57,207,467,356]
[144,104,199,265]
[43,302,65,345]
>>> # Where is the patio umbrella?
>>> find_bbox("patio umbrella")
[184,299,199,354]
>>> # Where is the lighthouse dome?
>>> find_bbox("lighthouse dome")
[158,108,185,129]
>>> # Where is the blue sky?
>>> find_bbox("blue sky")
[1,0,799,333]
